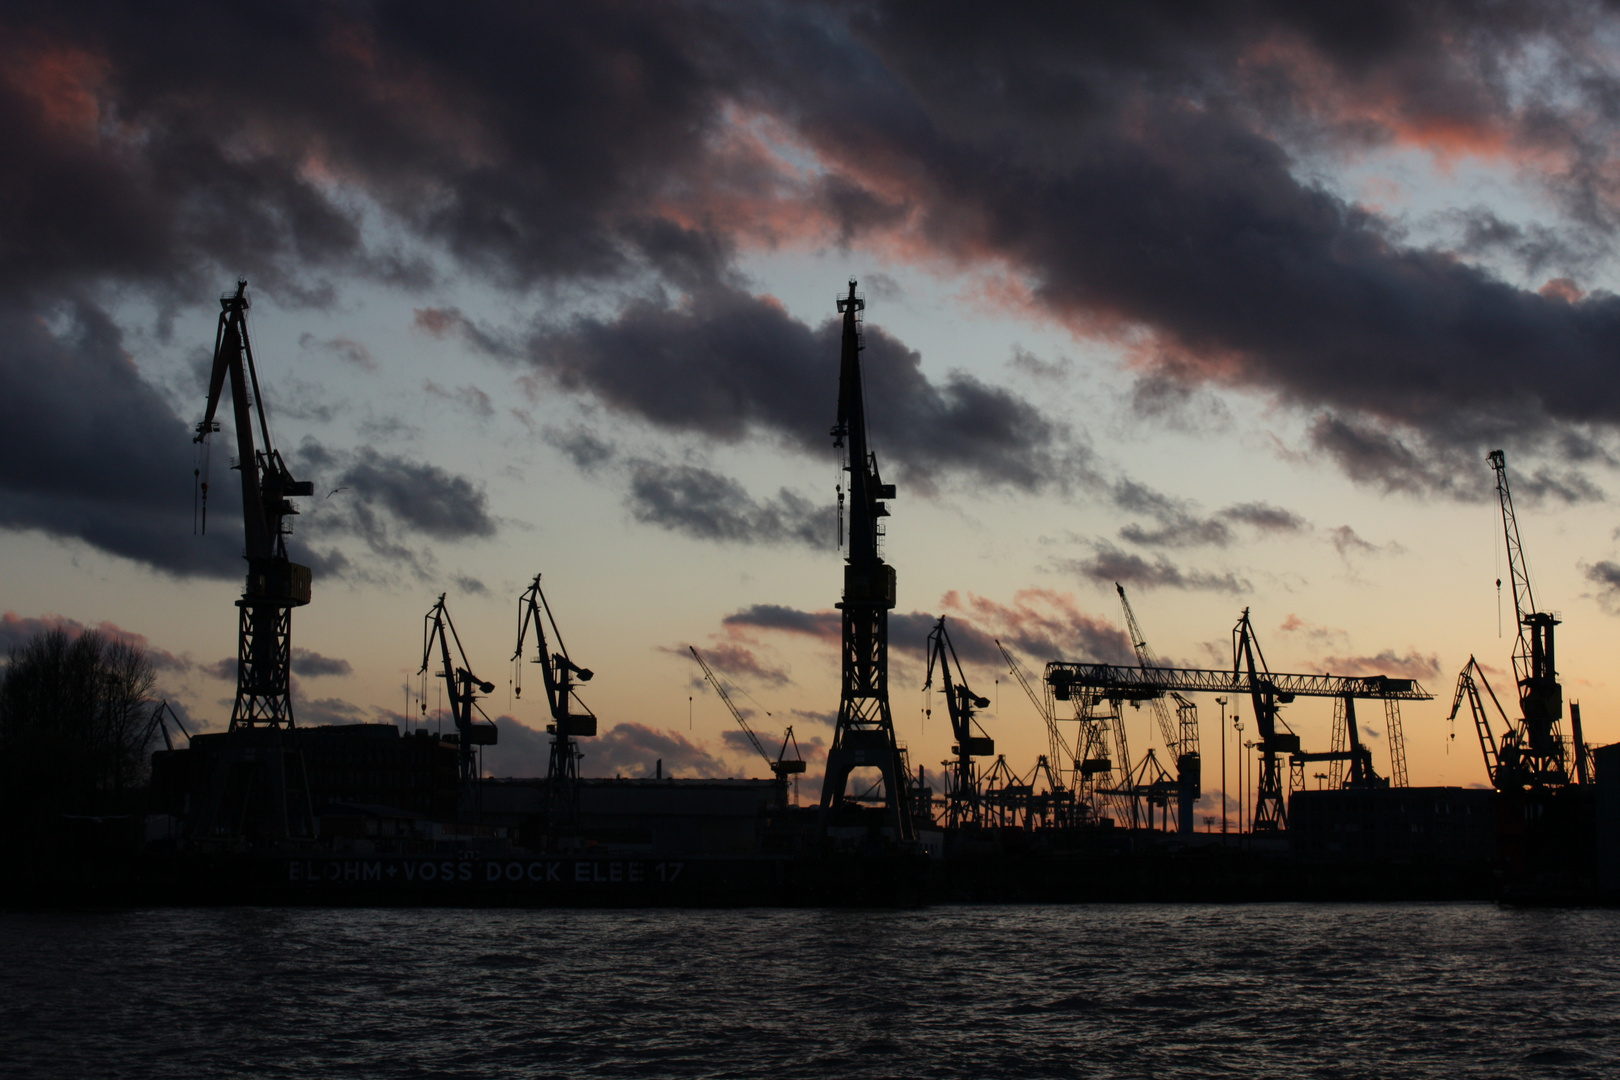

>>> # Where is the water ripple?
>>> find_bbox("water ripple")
[4,903,1620,1078]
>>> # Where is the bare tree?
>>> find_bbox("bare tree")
[0,628,158,817]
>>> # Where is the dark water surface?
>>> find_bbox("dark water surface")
[4,903,1618,1078]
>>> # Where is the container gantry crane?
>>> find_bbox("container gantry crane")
[923,617,993,829]
[1116,584,1201,834]
[195,280,314,730]
[688,647,806,796]
[514,574,598,831]
[420,594,499,790]
[820,279,914,841]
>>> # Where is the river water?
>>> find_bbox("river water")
[4,903,1617,1078]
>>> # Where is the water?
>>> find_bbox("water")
[3,904,1618,1078]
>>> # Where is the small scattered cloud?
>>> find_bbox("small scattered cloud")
[423,379,494,418]
[544,425,618,473]
[1317,650,1442,682]
[680,641,791,688]
[1064,543,1249,594]
[299,332,378,372]
[626,461,827,548]
[0,612,188,672]
[290,648,352,678]
[586,722,730,778]
[1583,560,1620,614]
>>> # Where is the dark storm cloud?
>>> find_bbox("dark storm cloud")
[0,299,241,578]
[626,460,826,548]
[524,287,1077,494]
[8,0,1620,535]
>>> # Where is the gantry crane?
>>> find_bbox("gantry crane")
[820,279,913,840]
[194,280,314,730]
[1116,584,1201,834]
[688,647,806,796]
[514,574,598,831]
[923,617,994,829]
[420,594,499,790]
[1047,617,1431,832]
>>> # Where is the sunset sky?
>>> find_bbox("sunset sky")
[7,3,1620,816]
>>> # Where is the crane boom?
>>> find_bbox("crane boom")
[688,646,805,782]
[690,646,770,764]
[1116,583,1202,834]
[996,640,1074,773]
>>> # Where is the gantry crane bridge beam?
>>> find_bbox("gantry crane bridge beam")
[1046,664,1432,703]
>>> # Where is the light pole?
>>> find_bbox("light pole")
[1215,697,1228,839]
[1233,716,1245,833]
[1244,740,1258,840]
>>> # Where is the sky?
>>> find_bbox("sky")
[7,2,1620,818]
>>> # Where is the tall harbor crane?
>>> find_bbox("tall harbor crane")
[1116,584,1201,834]
[194,280,314,730]
[688,646,806,793]
[514,574,598,830]
[820,280,914,840]
[923,617,994,828]
[1448,655,1512,787]
[1232,609,1295,830]
[420,594,498,788]
[1477,449,1583,791]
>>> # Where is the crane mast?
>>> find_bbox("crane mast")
[514,574,598,831]
[420,594,498,790]
[923,617,993,829]
[1116,584,1201,834]
[195,280,314,730]
[688,647,806,787]
[819,279,914,841]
